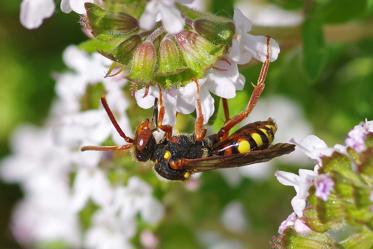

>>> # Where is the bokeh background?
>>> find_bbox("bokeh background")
[1,0,373,248]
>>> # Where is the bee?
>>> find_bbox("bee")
[81,37,295,180]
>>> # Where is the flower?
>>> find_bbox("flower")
[275,169,316,217]
[60,0,96,14]
[314,174,334,201]
[278,213,311,235]
[140,230,159,249]
[20,0,55,29]
[139,0,194,34]
[345,120,373,153]
[20,0,96,29]
[235,0,303,27]
[229,8,280,64]
[221,202,248,233]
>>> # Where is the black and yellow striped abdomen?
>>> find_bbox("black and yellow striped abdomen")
[214,119,277,156]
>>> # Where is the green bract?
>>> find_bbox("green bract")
[80,2,235,89]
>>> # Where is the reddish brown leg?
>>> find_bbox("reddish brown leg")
[194,80,207,141]
[222,98,230,122]
[157,86,173,140]
[101,97,134,144]
[218,36,271,139]
[81,144,132,152]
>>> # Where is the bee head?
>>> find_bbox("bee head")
[134,119,156,161]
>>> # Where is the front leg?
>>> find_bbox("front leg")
[157,85,173,140]
[194,80,207,142]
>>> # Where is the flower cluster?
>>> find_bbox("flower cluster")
[274,120,373,248]
[1,47,164,248]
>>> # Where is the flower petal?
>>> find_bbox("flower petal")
[244,34,280,62]
[275,171,298,187]
[159,3,185,34]
[139,1,158,31]
[60,0,72,13]
[20,0,55,29]
[135,88,156,109]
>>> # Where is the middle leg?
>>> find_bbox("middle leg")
[157,86,173,140]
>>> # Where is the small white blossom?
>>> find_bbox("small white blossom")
[278,212,311,235]
[345,120,373,153]
[229,8,280,64]
[71,167,114,212]
[140,230,159,249]
[291,135,346,166]
[275,169,316,217]
[60,0,96,14]
[314,174,334,201]
[235,0,303,27]
[20,0,55,29]
[140,0,194,34]
[221,202,248,233]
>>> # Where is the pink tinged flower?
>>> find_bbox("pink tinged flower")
[229,8,280,64]
[275,169,316,217]
[278,213,311,235]
[290,135,346,166]
[346,120,373,153]
[20,0,55,29]
[140,230,159,249]
[140,0,194,34]
[315,174,334,201]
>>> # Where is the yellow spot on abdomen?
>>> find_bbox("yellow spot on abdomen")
[260,128,273,142]
[183,171,191,180]
[251,133,263,147]
[163,150,172,160]
[237,139,251,154]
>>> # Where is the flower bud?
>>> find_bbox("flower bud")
[194,19,235,45]
[129,41,157,84]
[113,35,142,64]
[281,229,335,249]
[157,36,186,76]
[174,31,225,78]
[85,3,138,36]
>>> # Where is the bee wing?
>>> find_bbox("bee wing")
[182,143,295,172]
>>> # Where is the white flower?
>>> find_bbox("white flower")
[221,202,248,233]
[113,177,164,225]
[235,0,303,27]
[71,167,114,211]
[140,0,194,34]
[60,0,95,14]
[314,174,334,201]
[278,212,311,235]
[140,230,159,249]
[20,0,55,29]
[85,208,135,249]
[275,169,316,217]
[229,8,280,64]
[345,120,373,153]
[291,135,346,166]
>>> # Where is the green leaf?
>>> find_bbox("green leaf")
[302,17,326,80]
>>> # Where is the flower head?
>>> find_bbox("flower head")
[345,120,373,153]
[275,169,316,217]
[229,8,280,64]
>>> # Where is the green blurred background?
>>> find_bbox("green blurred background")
[1,0,373,248]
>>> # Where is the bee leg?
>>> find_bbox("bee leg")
[218,36,271,140]
[194,79,207,142]
[81,144,132,152]
[157,85,173,140]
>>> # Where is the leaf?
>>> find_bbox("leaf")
[302,17,326,80]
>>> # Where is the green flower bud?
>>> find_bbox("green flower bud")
[174,31,225,78]
[157,36,186,76]
[194,19,235,45]
[129,41,157,84]
[112,35,142,64]
[85,3,138,36]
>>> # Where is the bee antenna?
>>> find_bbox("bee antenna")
[101,96,134,144]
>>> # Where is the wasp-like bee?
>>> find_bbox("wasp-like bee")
[81,37,295,180]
